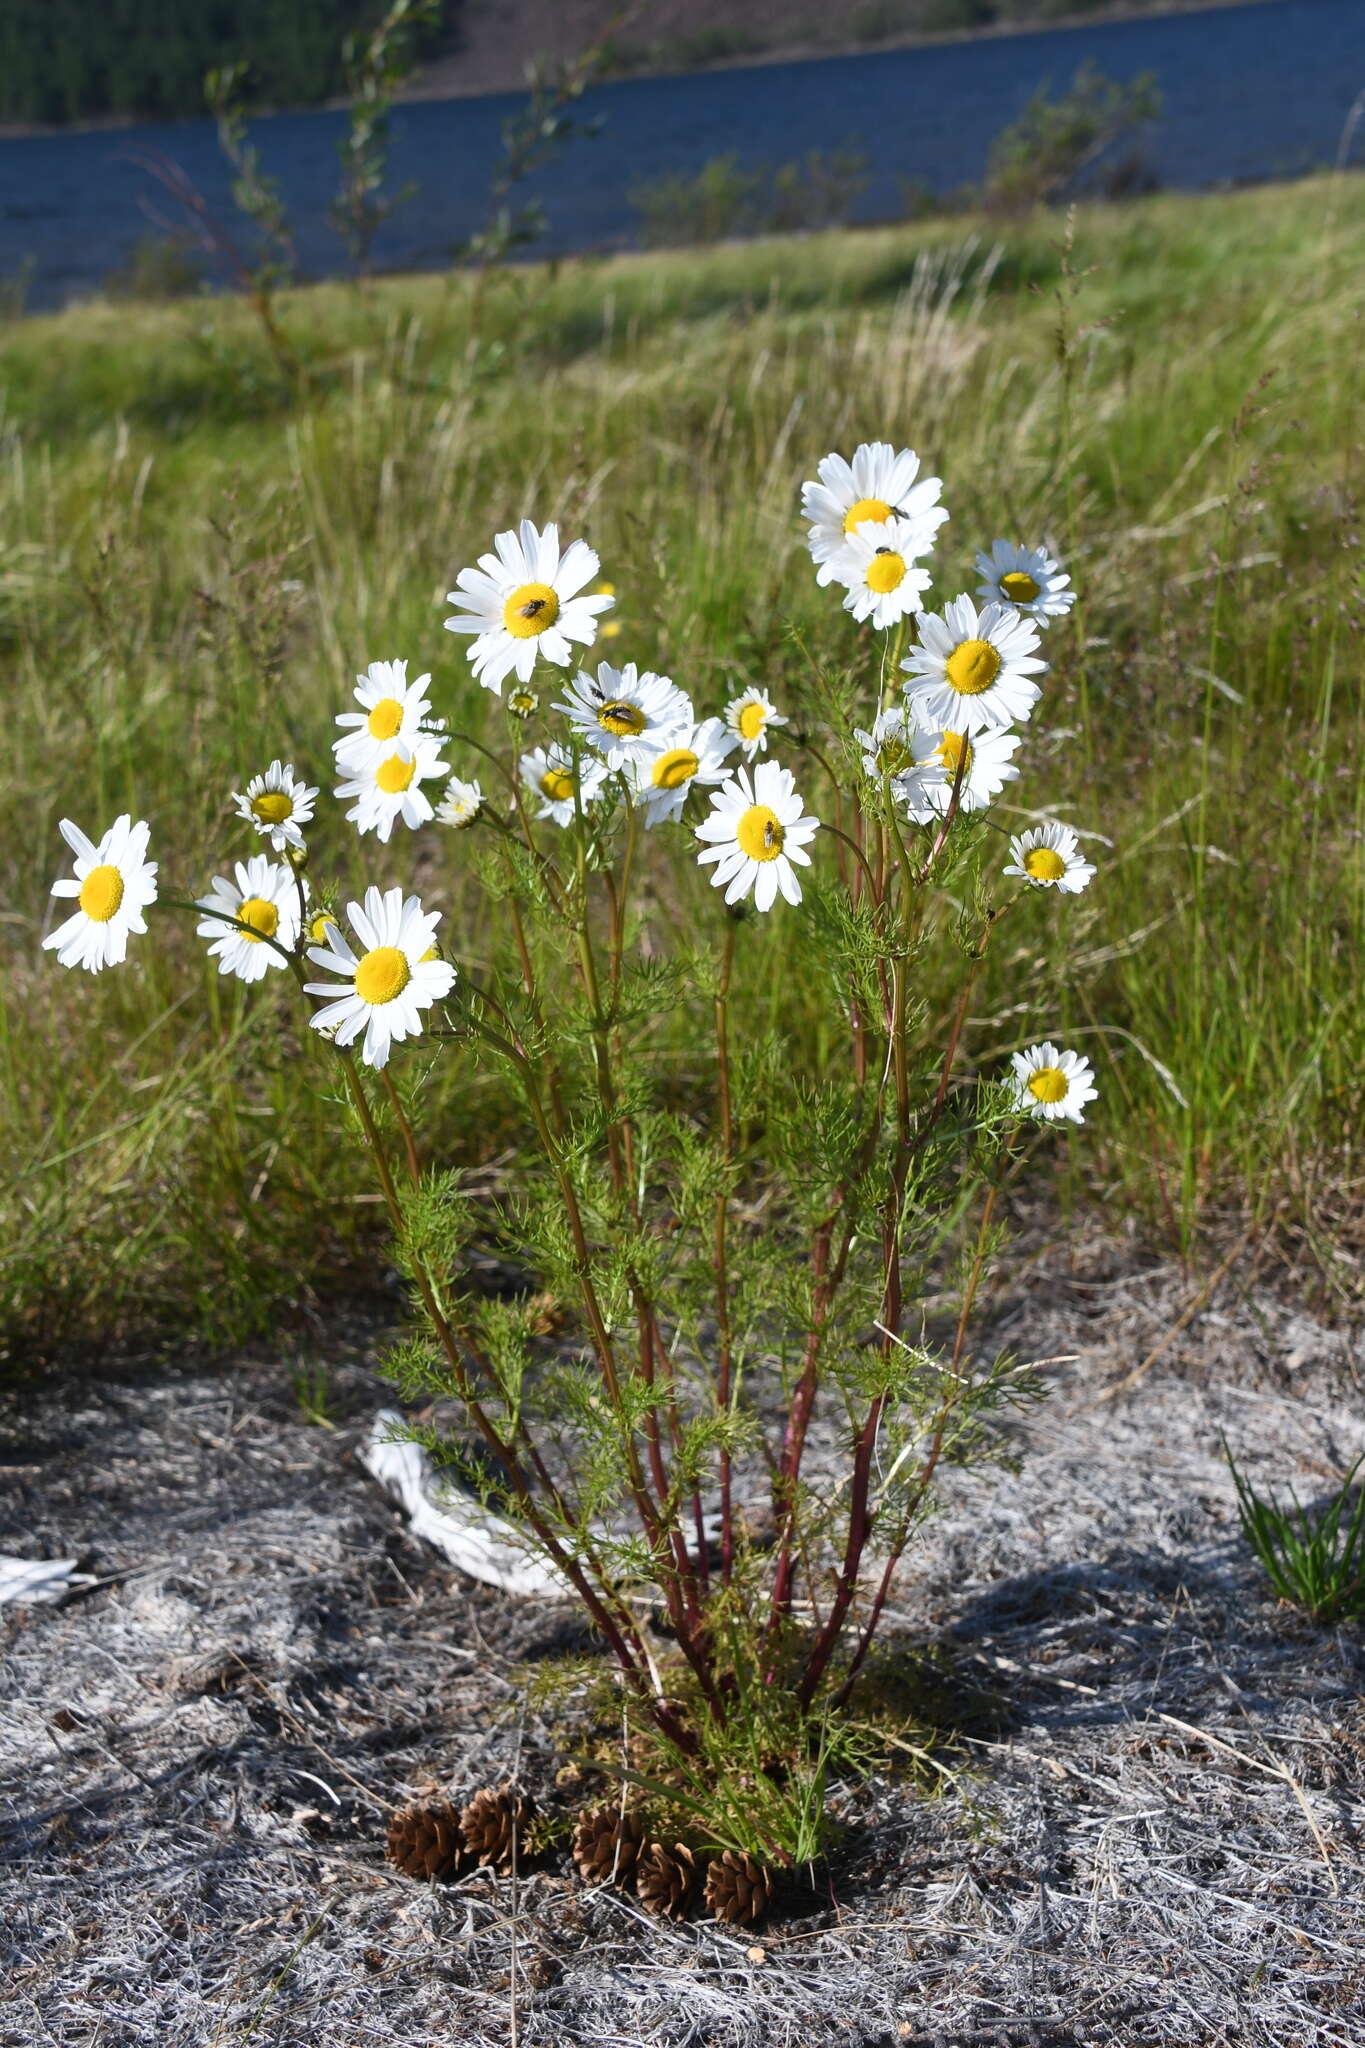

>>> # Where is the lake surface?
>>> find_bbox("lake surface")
[2,0,1361,311]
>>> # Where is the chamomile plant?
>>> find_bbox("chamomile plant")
[41,451,1103,1867]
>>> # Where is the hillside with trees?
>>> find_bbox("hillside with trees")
[0,0,1252,125]
[0,0,450,125]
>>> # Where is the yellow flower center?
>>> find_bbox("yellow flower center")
[736,805,784,862]
[238,896,279,944]
[651,747,700,791]
[308,911,335,944]
[78,864,124,923]
[502,582,560,639]
[1001,571,1041,605]
[598,699,646,737]
[866,549,906,595]
[540,768,575,803]
[354,945,411,1006]
[251,791,293,824]
[843,496,893,533]
[737,702,767,741]
[366,697,404,740]
[933,730,973,778]
[420,946,440,963]
[1024,847,1067,882]
[376,753,416,794]
[874,737,911,774]
[1027,1066,1068,1104]
[945,638,1002,696]
[508,690,539,716]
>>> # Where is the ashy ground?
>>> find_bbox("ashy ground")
[3,1228,1363,2047]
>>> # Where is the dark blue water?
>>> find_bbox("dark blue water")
[2,0,1361,311]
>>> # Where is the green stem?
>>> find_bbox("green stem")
[339,1048,696,1746]
[158,896,302,980]
[713,920,737,1584]
[379,1068,422,1188]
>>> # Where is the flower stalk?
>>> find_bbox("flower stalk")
[42,452,1102,1851]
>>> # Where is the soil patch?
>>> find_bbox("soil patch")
[3,1238,1363,2046]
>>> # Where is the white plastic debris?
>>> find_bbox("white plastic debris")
[0,1555,87,1606]
[359,1410,568,1598]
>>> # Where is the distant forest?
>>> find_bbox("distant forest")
[0,0,1237,124]
[0,0,452,126]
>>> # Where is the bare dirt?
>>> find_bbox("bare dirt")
[403,0,1275,102]
[3,1227,1364,2047]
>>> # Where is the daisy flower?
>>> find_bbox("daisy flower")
[305,885,456,1070]
[975,540,1075,627]
[555,661,693,770]
[829,517,935,629]
[1003,822,1095,894]
[444,520,614,694]
[435,776,484,829]
[196,853,301,984]
[307,907,339,948]
[852,708,963,815]
[695,760,820,911]
[629,716,735,827]
[519,744,609,827]
[335,730,449,843]
[854,706,921,782]
[724,687,788,761]
[507,687,540,718]
[231,759,318,851]
[897,725,1022,822]
[901,596,1046,735]
[334,660,434,776]
[43,815,157,974]
[800,442,948,587]
[1009,1042,1097,1125]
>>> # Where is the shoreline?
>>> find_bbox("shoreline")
[0,0,1278,141]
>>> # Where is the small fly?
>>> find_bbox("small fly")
[517,596,549,621]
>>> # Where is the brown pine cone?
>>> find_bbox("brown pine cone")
[385,1801,465,1881]
[637,1840,698,1919]
[460,1785,534,1870]
[704,1848,773,1926]
[572,1804,647,1886]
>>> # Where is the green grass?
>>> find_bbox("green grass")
[3,174,1363,1359]
[1227,1444,1365,1623]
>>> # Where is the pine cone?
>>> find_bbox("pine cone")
[385,1801,465,1881]
[572,1804,647,1886]
[460,1785,534,1870]
[637,1840,698,1919]
[704,1848,773,1926]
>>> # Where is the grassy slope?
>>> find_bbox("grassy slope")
[2,175,1362,1356]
